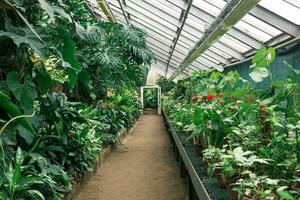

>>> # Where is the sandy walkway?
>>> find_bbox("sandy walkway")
[75,110,186,200]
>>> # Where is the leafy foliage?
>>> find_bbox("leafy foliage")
[162,48,300,200]
[0,0,150,199]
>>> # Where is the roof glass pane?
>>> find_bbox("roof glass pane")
[196,56,217,67]
[125,1,178,30]
[184,24,204,38]
[213,42,243,60]
[130,17,174,40]
[192,0,222,17]
[202,0,226,9]
[219,36,252,53]
[147,35,172,47]
[208,46,232,59]
[191,64,206,71]
[186,15,207,33]
[178,37,194,50]
[259,0,300,25]
[202,53,221,65]
[191,59,210,70]
[147,44,169,53]
[224,34,252,52]
[241,14,282,36]
[283,0,300,8]
[173,50,187,59]
[190,5,214,24]
[166,0,185,9]
[234,20,273,42]
[180,31,199,43]
[174,45,190,55]
[143,0,181,19]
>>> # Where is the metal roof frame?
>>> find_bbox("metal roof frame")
[165,0,193,77]
[90,0,300,81]
[169,0,261,80]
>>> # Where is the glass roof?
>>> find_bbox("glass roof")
[88,0,300,80]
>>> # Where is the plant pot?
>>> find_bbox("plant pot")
[194,144,203,156]
[52,84,63,92]
[228,183,239,200]
[216,175,228,189]
[214,167,222,176]
[213,167,227,189]
[202,158,209,168]
[241,196,252,200]
[200,138,208,149]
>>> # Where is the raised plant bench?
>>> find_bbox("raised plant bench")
[162,110,230,200]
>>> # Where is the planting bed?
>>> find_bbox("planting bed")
[163,110,230,200]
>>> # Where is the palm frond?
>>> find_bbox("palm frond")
[76,23,104,45]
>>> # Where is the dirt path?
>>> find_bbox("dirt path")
[75,110,186,200]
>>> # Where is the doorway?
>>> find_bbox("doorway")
[140,85,161,115]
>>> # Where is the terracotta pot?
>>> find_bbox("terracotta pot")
[52,84,63,92]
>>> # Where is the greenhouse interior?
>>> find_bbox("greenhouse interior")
[0,0,300,199]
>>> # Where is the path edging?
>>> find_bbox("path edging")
[64,122,137,200]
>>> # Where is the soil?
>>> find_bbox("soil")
[75,109,187,200]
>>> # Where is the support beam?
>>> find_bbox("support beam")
[169,0,261,80]
[97,0,117,22]
[190,6,263,49]
[117,0,130,24]
[249,5,300,37]
[165,0,193,77]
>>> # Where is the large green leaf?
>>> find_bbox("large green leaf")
[0,26,47,58]
[78,70,96,99]
[16,124,34,145]
[26,190,45,200]
[15,147,23,166]
[6,71,37,112]
[34,66,52,94]
[252,47,276,68]
[36,0,72,22]
[277,188,295,200]
[249,67,269,83]
[61,37,82,89]
[0,91,34,133]
[37,0,55,21]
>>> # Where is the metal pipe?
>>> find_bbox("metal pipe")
[168,0,261,81]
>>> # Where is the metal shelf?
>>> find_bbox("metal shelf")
[163,110,211,200]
